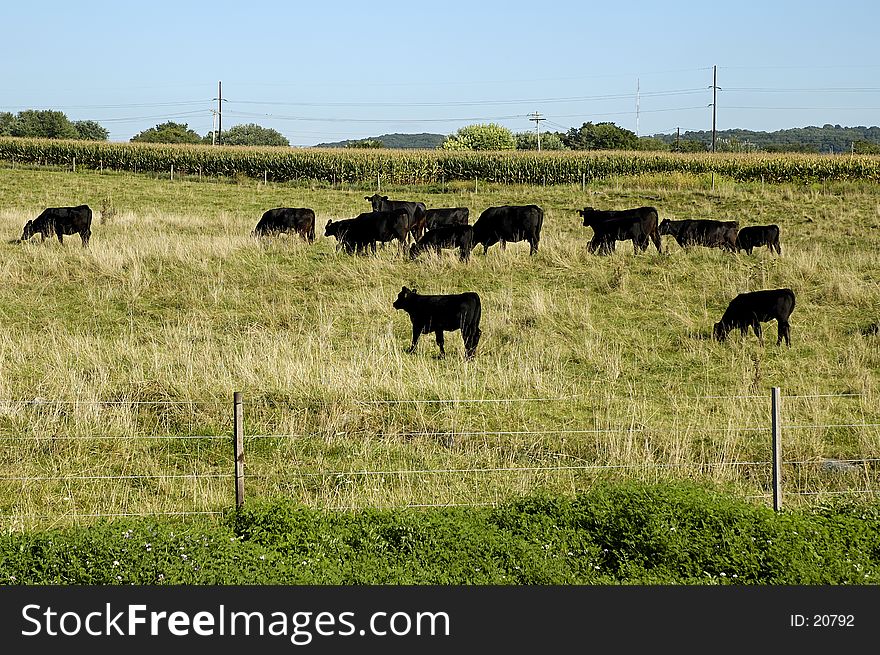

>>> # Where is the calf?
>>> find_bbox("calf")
[392,286,482,359]
[578,206,662,254]
[253,207,316,242]
[21,205,92,247]
[713,288,796,347]
[472,205,543,256]
[409,225,475,262]
[735,225,781,255]
[325,209,409,254]
[365,194,427,241]
[424,207,469,230]
[659,218,739,252]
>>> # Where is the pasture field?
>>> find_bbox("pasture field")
[0,163,878,530]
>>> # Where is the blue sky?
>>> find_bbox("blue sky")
[3,0,878,145]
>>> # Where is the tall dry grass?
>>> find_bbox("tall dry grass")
[0,166,878,529]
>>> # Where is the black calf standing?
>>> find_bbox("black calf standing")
[21,205,92,247]
[392,286,482,359]
[713,288,796,346]
[735,225,782,255]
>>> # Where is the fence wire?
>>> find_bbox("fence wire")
[0,390,877,523]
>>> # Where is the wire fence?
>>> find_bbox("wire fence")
[0,388,877,527]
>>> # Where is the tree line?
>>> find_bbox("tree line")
[3,109,879,154]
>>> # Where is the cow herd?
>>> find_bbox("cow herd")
[16,196,795,359]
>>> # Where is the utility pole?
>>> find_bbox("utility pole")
[529,111,546,151]
[212,81,227,145]
[710,65,719,153]
[676,126,681,150]
[636,78,640,137]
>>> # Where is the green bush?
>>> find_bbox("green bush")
[2,483,878,585]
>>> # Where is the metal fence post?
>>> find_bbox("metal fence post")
[771,387,782,511]
[233,391,245,508]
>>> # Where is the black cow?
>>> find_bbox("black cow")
[20,205,92,247]
[409,225,475,262]
[713,288,796,347]
[424,207,469,231]
[735,225,782,255]
[578,206,662,254]
[364,194,427,241]
[325,209,409,254]
[253,207,316,242]
[393,286,482,359]
[659,218,739,251]
[472,205,543,256]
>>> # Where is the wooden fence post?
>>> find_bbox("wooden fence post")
[233,391,245,508]
[771,386,782,511]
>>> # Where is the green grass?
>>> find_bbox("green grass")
[0,164,878,530]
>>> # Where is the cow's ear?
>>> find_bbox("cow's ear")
[401,286,409,294]
[411,288,417,295]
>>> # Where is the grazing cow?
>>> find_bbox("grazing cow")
[424,207,469,231]
[713,288,796,347]
[735,225,782,255]
[578,206,662,254]
[253,207,316,242]
[392,286,482,359]
[472,205,543,256]
[409,225,475,262]
[325,209,409,254]
[20,205,92,247]
[364,194,427,241]
[659,218,739,251]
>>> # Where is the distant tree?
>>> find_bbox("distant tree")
[73,120,109,141]
[9,110,78,139]
[560,122,639,150]
[210,123,290,147]
[562,122,639,150]
[0,112,13,136]
[636,136,669,152]
[441,123,516,151]
[515,131,567,150]
[670,138,708,153]
[853,140,880,154]
[131,121,202,144]
[346,138,385,149]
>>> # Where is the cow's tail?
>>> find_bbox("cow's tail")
[649,209,662,253]
[462,295,482,359]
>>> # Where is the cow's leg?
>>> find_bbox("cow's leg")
[778,321,791,347]
[57,233,64,245]
[753,321,764,346]
[407,323,422,354]
[651,230,662,254]
[463,327,481,360]
[81,230,91,248]
[529,236,539,256]
[434,331,446,358]
[500,240,507,251]
[482,237,499,254]
[775,241,782,255]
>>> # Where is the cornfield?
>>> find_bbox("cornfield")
[2,137,879,185]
